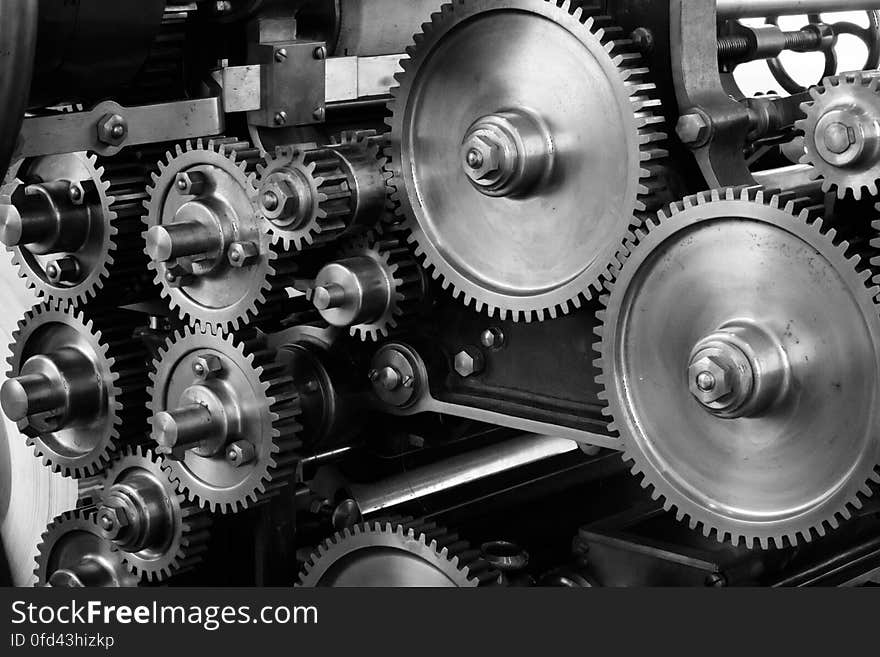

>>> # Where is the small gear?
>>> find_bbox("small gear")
[310,228,426,342]
[2,151,152,306]
[298,518,499,587]
[34,508,140,587]
[148,323,302,513]
[386,0,667,321]
[596,187,880,549]
[4,302,149,478]
[143,138,297,330]
[798,71,880,200]
[254,130,387,251]
[98,445,211,582]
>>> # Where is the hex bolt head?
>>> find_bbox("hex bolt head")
[97,505,130,541]
[687,355,734,405]
[192,354,223,381]
[67,182,85,205]
[480,328,506,349]
[274,111,288,126]
[454,347,486,378]
[676,111,712,147]
[274,48,288,63]
[227,241,260,268]
[462,133,503,182]
[96,113,128,147]
[46,256,80,284]
[226,440,255,467]
[175,171,207,196]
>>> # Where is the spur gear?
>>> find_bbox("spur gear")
[310,228,426,342]
[0,151,151,306]
[143,138,297,330]
[254,130,387,251]
[386,0,667,322]
[298,518,499,587]
[97,445,211,582]
[148,323,302,513]
[34,508,140,587]
[596,187,880,549]
[798,71,880,200]
[2,302,149,479]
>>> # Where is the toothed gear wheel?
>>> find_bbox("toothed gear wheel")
[798,71,880,200]
[385,0,667,322]
[3,152,152,306]
[298,518,499,587]
[148,323,302,513]
[6,302,149,479]
[34,508,140,587]
[143,138,297,330]
[99,446,211,582]
[313,228,425,342]
[254,131,387,250]
[596,187,880,549]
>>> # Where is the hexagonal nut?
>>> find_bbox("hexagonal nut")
[462,133,502,181]
[175,171,208,197]
[46,256,80,283]
[96,113,128,147]
[261,177,300,220]
[454,347,486,378]
[192,354,223,380]
[96,505,130,539]
[226,440,255,467]
[227,241,260,268]
[806,22,835,47]
[676,112,712,147]
[687,355,733,404]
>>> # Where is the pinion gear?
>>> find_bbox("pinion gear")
[298,518,499,587]
[596,187,880,549]
[385,0,667,321]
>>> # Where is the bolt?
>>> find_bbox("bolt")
[260,179,302,220]
[164,270,193,288]
[401,376,414,389]
[46,256,80,284]
[687,355,734,405]
[313,46,327,60]
[454,347,485,378]
[313,107,326,122]
[630,27,655,55]
[96,113,128,147]
[676,111,712,147]
[261,190,279,212]
[480,327,506,349]
[67,182,85,205]
[192,354,222,380]
[175,171,208,196]
[466,149,484,169]
[312,284,347,311]
[823,122,856,155]
[97,506,130,541]
[462,133,502,182]
[227,241,260,268]
[275,48,288,63]
[376,366,402,391]
[274,111,288,126]
[705,572,727,587]
[226,440,255,467]
[696,371,716,392]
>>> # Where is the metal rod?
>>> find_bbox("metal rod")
[348,434,579,517]
[717,0,880,19]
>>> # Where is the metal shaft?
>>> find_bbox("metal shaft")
[716,0,880,19]
[146,222,223,262]
[0,373,66,421]
[154,404,221,452]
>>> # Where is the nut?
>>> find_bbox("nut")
[687,355,734,404]
[67,182,85,205]
[227,241,260,268]
[480,328,506,349]
[175,171,207,196]
[676,111,712,147]
[96,113,128,147]
[192,354,223,380]
[462,133,502,181]
[46,256,80,283]
[261,176,302,221]
[454,347,485,378]
[226,440,255,467]
[97,506,130,540]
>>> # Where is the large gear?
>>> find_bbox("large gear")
[143,138,297,330]
[34,508,140,587]
[386,0,667,322]
[253,130,387,251]
[298,518,499,587]
[3,302,149,479]
[1,151,152,306]
[310,228,426,342]
[798,71,880,200]
[596,187,880,549]
[148,323,302,513]
[98,445,211,582]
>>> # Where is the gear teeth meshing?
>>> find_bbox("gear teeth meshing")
[34,508,140,587]
[384,0,668,322]
[148,323,303,514]
[101,445,211,582]
[6,152,155,307]
[797,71,880,200]
[336,226,426,342]
[143,138,296,331]
[298,517,499,587]
[7,301,150,479]
[595,186,880,549]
